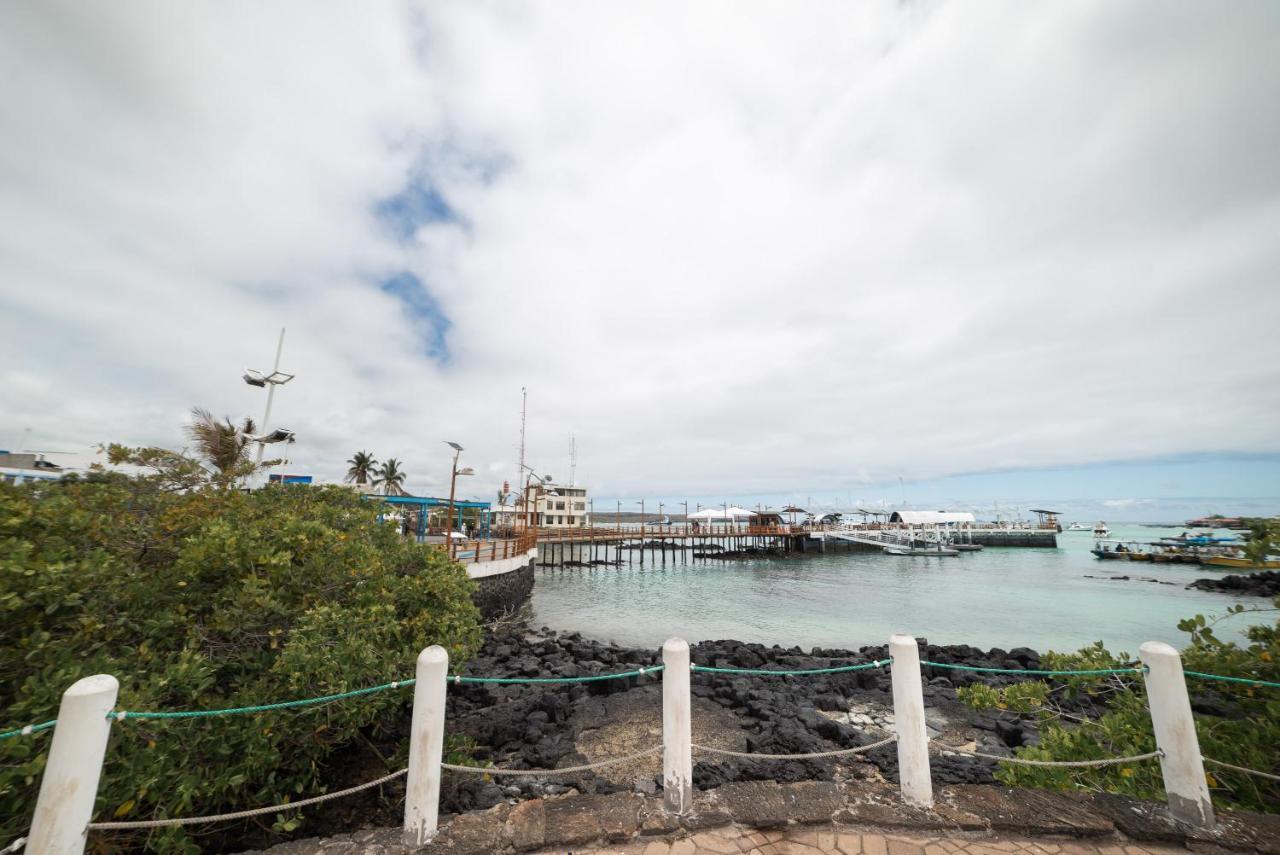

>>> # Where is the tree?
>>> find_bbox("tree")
[375,458,407,496]
[345,450,378,486]
[184,406,257,480]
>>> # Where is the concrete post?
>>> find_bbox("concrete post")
[662,638,693,814]
[1140,641,1215,829]
[404,646,449,846]
[889,634,933,807]
[27,674,119,854]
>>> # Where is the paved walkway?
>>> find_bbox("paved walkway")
[533,826,1184,855]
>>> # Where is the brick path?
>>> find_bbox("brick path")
[539,827,1185,855]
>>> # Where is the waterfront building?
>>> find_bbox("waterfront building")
[525,482,590,528]
[0,451,64,485]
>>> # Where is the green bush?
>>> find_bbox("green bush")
[1,475,482,851]
[958,602,1280,813]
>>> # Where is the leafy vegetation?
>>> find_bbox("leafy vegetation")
[1,470,482,851]
[958,600,1280,813]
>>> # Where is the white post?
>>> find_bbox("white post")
[889,634,933,807]
[662,638,692,814]
[404,646,449,846]
[27,674,119,854]
[1140,641,1215,829]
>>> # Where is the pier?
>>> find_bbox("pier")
[532,522,1057,567]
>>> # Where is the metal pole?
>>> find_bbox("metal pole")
[404,646,448,845]
[662,638,692,814]
[889,634,933,807]
[446,449,460,558]
[27,674,120,854]
[1140,642,1215,828]
[254,327,285,469]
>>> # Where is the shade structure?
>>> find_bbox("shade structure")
[724,507,754,518]
[687,508,724,520]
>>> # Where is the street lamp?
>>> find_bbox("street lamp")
[243,328,296,482]
[444,441,474,557]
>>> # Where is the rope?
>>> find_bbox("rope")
[0,720,56,741]
[920,661,1141,677]
[86,769,407,830]
[933,743,1163,768]
[690,659,889,677]
[1184,671,1280,690]
[441,745,662,776]
[1204,757,1280,782]
[1,838,24,854]
[452,666,661,684]
[111,681,414,721]
[692,734,898,761]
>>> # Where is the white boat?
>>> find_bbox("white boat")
[1067,522,1091,531]
[884,545,960,557]
[1092,522,1110,538]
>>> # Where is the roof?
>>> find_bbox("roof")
[1028,508,1062,515]
[373,495,491,509]
[889,511,976,524]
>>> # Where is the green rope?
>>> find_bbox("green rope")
[1184,671,1280,689]
[920,661,1141,677]
[0,719,57,740]
[452,666,662,684]
[691,659,889,676]
[113,680,415,721]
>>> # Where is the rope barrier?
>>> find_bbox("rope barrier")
[452,666,661,684]
[920,661,1142,677]
[0,837,24,854]
[0,720,56,741]
[1204,757,1280,782]
[111,680,414,721]
[86,768,407,830]
[691,734,898,761]
[441,745,662,776]
[1183,671,1280,690]
[932,743,1163,769]
[690,659,889,677]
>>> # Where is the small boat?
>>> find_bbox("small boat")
[1067,522,1091,531]
[1200,555,1280,570]
[884,545,960,556]
[1093,522,1110,538]
[953,543,984,552]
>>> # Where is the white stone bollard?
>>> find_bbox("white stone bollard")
[889,634,933,807]
[27,674,119,855]
[662,637,693,814]
[1139,641,1215,829]
[404,646,449,846]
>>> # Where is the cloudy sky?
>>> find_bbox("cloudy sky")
[2,1,1278,519]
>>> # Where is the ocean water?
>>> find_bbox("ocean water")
[529,525,1268,654]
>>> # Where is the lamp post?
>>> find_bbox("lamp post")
[444,442,474,558]
[242,328,296,484]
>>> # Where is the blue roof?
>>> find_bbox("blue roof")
[370,495,490,509]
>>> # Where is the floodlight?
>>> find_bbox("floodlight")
[446,441,463,452]
[243,369,268,388]
[456,467,475,476]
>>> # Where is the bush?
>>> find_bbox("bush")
[1,475,482,851]
[958,602,1280,813]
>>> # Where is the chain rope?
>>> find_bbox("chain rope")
[691,734,898,761]
[86,769,407,830]
[932,743,1163,768]
[1204,757,1280,782]
[441,745,662,776]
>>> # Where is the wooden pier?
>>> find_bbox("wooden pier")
[531,523,1057,567]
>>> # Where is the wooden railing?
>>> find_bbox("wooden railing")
[433,531,539,563]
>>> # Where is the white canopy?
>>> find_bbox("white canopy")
[889,511,976,525]
[687,506,756,520]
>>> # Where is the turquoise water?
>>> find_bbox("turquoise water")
[530,525,1267,654]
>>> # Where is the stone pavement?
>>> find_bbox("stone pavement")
[534,826,1187,855]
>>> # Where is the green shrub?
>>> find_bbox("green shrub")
[958,602,1280,812]
[1,475,482,851]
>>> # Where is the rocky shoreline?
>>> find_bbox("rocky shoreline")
[437,624,1104,815]
[1187,570,1280,598]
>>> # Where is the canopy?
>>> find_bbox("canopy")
[889,511,976,525]
[688,507,756,520]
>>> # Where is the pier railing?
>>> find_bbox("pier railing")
[9,636,1280,851]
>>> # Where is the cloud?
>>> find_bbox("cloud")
[2,1,1279,502]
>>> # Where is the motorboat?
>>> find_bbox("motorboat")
[1092,522,1110,538]
[885,545,960,556]
[1200,555,1280,570]
[1067,522,1091,531]
[953,543,984,552]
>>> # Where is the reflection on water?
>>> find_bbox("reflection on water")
[530,526,1263,653]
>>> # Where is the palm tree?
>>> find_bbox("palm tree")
[185,407,255,477]
[345,451,378,486]
[375,458,408,496]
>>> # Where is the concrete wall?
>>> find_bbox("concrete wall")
[469,549,536,619]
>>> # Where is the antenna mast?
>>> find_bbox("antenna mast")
[517,387,527,491]
[569,434,576,487]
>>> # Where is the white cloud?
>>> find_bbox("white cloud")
[2,1,1279,501]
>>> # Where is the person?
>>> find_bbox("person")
[1115,542,1127,553]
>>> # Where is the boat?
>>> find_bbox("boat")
[1091,540,1134,560]
[1092,522,1110,538]
[1200,556,1280,570]
[953,543,984,552]
[1067,522,1091,531]
[884,545,960,557]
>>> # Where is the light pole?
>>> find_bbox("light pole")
[638,499,645,539]
[242,328,295,483]
[444,442,474,558]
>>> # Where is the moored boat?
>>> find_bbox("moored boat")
[884,545,960,556]
[1200,555,1280,570]
[1092,522,1110,538]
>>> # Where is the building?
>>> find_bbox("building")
[0,451,65,485]
[525,482,590,528]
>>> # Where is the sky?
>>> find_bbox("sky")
[2,1,1279,522]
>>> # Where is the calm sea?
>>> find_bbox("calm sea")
[530,525,1267,654]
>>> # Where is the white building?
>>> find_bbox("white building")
[526,482,590,528]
